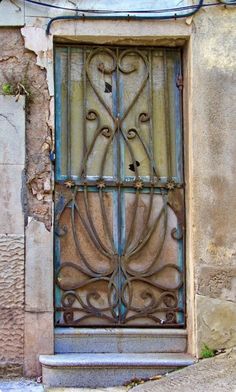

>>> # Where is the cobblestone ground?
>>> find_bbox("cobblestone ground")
[0,381,126,392]
[0,378,44,391]
[133,348,236,392]
[46,389,127,392]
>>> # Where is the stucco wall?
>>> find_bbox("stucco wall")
[0,0,235,377]
[189,6,236,355]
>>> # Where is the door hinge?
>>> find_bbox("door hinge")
[176,74,184,90]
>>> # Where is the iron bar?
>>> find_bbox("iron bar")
[67,47,72,178]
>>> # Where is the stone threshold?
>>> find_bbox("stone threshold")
[55,328,187,353]
[55,328,187,336]
[40,353,195,388]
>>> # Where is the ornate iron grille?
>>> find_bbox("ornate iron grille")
[54,45,185,327]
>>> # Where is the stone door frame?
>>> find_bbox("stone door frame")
[23,19,195,376]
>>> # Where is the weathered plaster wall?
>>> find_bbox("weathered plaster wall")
[0,28,52,376]
[0,0,235,378]
[189,6,236,355]
[0,28,52,227]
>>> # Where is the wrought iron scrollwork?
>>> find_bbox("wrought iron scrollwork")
[55,46,184,327]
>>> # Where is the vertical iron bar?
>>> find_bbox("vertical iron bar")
[116,47,121,184]
[67,47,72,178]
[83,48,87,177]
[163,49,172,177]
[148,49,154,181]
[55,48,62,180]
[175,50,183,183]
[116,47,122,323]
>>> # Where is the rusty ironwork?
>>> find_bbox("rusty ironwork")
[55,46,185,327]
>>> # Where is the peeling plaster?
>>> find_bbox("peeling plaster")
[0,28,52,227]
[28,170,52,202]
[21,27,50,53]
[21,27,54,96]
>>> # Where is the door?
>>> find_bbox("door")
[54,45,185,327]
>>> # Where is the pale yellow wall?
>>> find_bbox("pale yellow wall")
[188,6,236,356]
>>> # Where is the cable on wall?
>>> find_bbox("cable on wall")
[45,0,204,35]
[20,0,236,34]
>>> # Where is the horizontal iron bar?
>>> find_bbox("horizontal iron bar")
[57,180,184,189]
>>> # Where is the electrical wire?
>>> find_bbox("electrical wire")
[21,0,236,34]
[45,1,205,34]
[24,0,235,14]
[25,0,78,11]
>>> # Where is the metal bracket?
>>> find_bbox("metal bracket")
[176,74,184,90]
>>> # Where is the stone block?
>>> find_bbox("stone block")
[0,235,24,308]
[0,95,25,165]
[0,308,24,362]
[24,311,54,377]
[0,165,24,235]
[189,8,236,273]
[197,266,236,302]
[196,295,236,356]
[55,328,187,354]
[40,353,194,388]
[0,0,24,26]
[25,218,53,312]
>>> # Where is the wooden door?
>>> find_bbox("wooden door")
[54,45,185,327]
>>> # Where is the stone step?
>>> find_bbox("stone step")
[55,328,187,354]
[40,353,195,388]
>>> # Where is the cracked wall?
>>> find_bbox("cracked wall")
[0,28,52,229]
[0,28,52,376]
